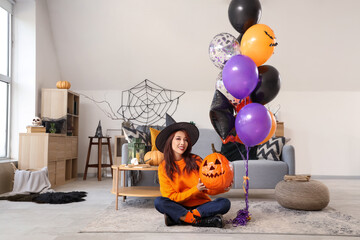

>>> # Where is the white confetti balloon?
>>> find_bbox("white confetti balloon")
[209,33,240,69]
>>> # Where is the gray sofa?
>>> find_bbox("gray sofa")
[121,128,295,189]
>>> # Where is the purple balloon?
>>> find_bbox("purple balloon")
[235,103,271,147]
[222,55,259,100]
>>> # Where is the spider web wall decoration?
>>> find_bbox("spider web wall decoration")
[117,79,185,125]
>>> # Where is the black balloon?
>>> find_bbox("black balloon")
[228,0,262,34]
[250,65,281,105]
[210,90,235,140]
[236,33,243,44]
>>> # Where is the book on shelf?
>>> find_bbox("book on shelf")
[26,126,46,133]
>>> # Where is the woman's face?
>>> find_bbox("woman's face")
[171,130,189,157]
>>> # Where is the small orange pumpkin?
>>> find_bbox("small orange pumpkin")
[56,81,71,89]
[144,150,164,166]
[200,153,233,195]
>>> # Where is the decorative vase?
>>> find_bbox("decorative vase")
[128,138,145,164]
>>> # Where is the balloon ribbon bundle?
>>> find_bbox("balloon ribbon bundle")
[229,145,251,226]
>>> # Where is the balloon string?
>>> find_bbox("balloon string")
[242,176,250,194]
[227,144,251,226]
[245,145,250,211]
[233,141,246,160]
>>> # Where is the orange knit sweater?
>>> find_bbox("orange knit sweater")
[158,154,211,207]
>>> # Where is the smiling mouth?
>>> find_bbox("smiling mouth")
[202,171,225,178]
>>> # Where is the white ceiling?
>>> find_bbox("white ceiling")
[45,0,360,92]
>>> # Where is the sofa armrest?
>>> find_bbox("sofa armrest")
[281,144,295,175]
[121,143,129,165]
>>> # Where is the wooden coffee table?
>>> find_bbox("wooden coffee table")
[111,164,161,210]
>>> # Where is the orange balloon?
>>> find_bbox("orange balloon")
[258,111,277,145]
[240,24,277,66]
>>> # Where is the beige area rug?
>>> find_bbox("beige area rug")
[80,198,360,236]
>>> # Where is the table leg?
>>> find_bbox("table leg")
[83,138,92,180]
[98,139,102,181]
[107,138,114,178]
[123,170,126,202]
[115,167,119,210]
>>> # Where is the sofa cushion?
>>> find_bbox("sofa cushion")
[122,125,149,145]
[150,127,161,151]
[257,137,286,161]
[221,142,258,161]
[123,124,165,147]
[136,125,165,135]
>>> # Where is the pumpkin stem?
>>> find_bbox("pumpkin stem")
[211,143,219,153]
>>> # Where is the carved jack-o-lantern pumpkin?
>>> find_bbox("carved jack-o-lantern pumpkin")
[200,153,233,195]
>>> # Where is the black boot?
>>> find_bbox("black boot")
[164,214,177,226]
[192,214,225,228]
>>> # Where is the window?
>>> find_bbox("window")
[0,1,12,159]
[0,81,9,158]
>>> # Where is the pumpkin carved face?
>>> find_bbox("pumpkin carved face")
[200,153,233,195]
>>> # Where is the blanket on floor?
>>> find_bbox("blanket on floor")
[0,191,87,204]
[0,167,87,204]
[12,167,52,194]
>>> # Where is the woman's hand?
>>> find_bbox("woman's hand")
[224,180,233,192]
[197,178,208,192]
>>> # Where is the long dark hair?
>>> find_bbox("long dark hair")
[163,130,201,181]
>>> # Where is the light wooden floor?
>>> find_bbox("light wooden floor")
[0,177,359,240]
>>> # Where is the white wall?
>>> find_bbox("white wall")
[35,0,61,114]
[45,0,360,92]
[11,0,36,159]
[76,89,216,176]
[78,89,360,176]
[272,91,360,176]
[46,0,229,91]
[71,0,360,176]
[76,90,122,176]
[11,0,62,159]
[10,0,360,176]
